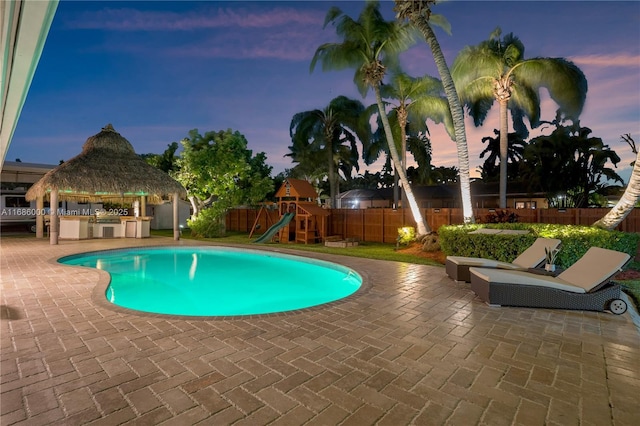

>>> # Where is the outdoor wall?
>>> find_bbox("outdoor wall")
[146,200,191,230]
[227,207,640,243]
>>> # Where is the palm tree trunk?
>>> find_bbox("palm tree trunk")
[401,126,408,213]
[396,109,408,210]
[374,88,431,236]
[398,108,408,215]
[327,139,336,208]
[593,150,640,229]
[499,99,508,208]
[408,15,475,223]
[394,169,400,208]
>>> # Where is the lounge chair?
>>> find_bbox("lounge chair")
[469,246,630,315]
[445,237,562,282]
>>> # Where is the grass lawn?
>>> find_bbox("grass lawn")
[618,281,640,309]
[153,229,640,312]
[151,229,444,266]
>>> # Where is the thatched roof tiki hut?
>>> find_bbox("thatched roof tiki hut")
[26,124,187,244]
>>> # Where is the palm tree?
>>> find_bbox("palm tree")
[289,96,368,208]
[285,134,329,186]
[478,129,526,182]
[380,71,453,207]
[594,134,640,229]
[369,114,436,206]
[311,0,432,235]
[451,27,588,208]
[394,0,475,224]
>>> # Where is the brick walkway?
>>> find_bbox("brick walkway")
[1,236,639,425]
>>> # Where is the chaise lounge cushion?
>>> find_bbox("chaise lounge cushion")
[555,247,630,292]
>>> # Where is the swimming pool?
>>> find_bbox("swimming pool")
[59,246,362,316]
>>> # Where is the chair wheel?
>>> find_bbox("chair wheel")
[608,299,627,315]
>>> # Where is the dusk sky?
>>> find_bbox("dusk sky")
[7,0,640,183]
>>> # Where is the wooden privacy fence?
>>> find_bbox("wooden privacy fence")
[227,208,640,244]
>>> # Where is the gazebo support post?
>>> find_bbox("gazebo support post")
[173,192,180,241]
[36,196,44,238]
[49,190,59,245]
[140,195,146,217]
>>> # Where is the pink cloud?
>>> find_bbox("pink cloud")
[571,53,640,68]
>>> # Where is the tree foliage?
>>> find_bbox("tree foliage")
[173,129,273,236]
[478,130,526,181]
[408,165,459,185]
[521,121,621,207]
[140,142,179,173]
[288,96,369,207]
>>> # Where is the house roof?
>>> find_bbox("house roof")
[337,181,547,202]
[337,189,387,200]
[1,161,54,186]
[469,181,546,197]
[1,1,59,169]
[339,185,460,200]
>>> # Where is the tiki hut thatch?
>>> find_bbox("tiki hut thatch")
[26,124,186,204]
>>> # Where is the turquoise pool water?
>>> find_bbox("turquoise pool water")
[59,247,362,316]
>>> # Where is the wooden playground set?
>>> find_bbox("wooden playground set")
[250,179,330,244]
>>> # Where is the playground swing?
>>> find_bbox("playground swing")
[251,179,329,244]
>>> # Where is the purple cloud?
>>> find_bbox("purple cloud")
[65,6,322,31]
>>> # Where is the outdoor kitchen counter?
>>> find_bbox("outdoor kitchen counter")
[58,216,151,239]
[59,215,93,239]
[118,216,151,238]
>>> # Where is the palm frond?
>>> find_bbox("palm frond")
[407,134,433,170]
[510,82,540,129]
[310,42,365,73]
[509,108,530,138]
[512,58,588,119]
[428,13,451,35]
[323,6,344,28]
[451,45,503,90]
[410,96,454,139]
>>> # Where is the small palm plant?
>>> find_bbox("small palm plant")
[544,246,560,272]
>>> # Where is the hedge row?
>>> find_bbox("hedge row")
[438,223,640,268]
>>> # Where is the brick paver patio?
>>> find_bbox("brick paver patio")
[1,236,639,425]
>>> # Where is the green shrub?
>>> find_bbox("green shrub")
[438,224,537,262]
[438,223,639,268]
[397,226,416,245]
[188,208,226,238]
